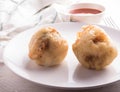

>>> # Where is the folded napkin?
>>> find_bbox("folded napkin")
[33,4,63,24]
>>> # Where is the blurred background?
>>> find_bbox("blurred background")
[1,0,120,30]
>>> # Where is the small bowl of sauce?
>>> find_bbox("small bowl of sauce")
[69,8,102,14]
[58,3,105,24]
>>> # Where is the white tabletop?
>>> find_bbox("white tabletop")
[0,0,120,92]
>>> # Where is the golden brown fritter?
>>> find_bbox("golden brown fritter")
[29,27,68,66]
[72,25,118,70]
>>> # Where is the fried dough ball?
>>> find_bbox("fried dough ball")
[72,25,118,70]
[29,27,68,66]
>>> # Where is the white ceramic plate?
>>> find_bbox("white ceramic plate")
[3,22,120,89]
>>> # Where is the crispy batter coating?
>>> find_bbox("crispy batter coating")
[72,25,118,70]
[29,27,68,66]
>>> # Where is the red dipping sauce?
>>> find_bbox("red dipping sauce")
[69,8,102,14]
